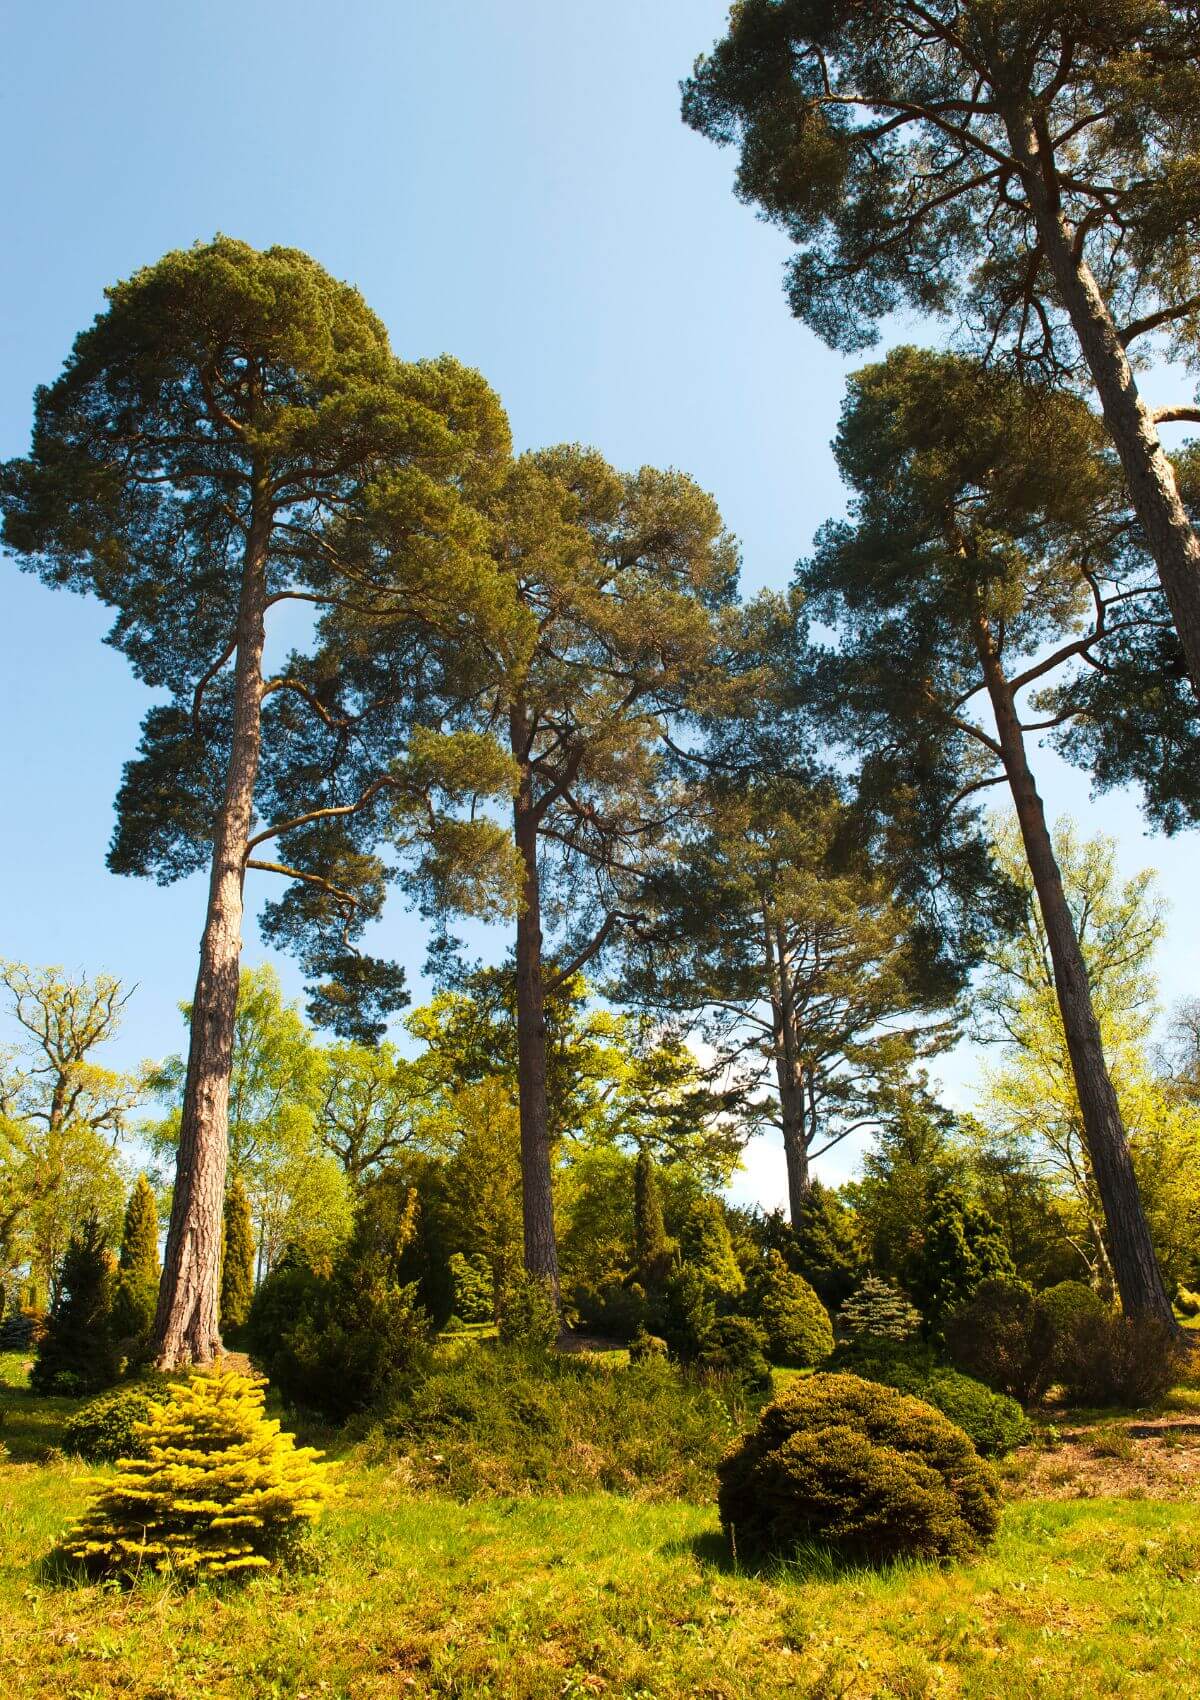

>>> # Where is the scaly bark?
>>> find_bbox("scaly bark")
[510,705,560,1296]
[972,605,1173,1324]
[153,465,272,1368]
[763,910,811,1225]
[1002,99,1200,704]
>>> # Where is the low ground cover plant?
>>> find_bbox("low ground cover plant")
[379,1340,752,1499]
[717,1371,1001,1564]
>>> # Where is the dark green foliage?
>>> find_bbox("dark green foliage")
[381,1343,752,1500]
[716,1373,1001,1564]
[749,1251,833,1368]
[257,1188,432,1421]
[571,1275,647,1342]
[791,1184,867,1312]
[697,1316,773,1397]
[649,1266,718,1364]
[31,1221,117,1396]
[244,1251,323,1370]
[628,1329,668,1364]
[634,1149,671,1288]
[911,1189,1016,1327]
[497,1270,560,1351]
[1055,1312,1186,1409]
[449,1252,494,1327]
[63,1382,167,1462]
[220,1176,255,1338]
[831,1338,1029,1458]
[838,1277,921,1345]
[944,1278,1052,1403]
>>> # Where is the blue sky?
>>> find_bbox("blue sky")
[2,1,1195,1209]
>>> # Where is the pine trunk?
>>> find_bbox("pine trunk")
[973,609,1173,1323]
[510,711,561,1295]
[764,911,811,1225]
[1003,102,1200,703]
[153,477,271,1368]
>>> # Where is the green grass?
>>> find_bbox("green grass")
[4,1354,1200,1697]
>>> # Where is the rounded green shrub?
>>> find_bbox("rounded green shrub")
[497,1269,561,1350]
[1034,1280,1106,1345]
[717,1372,1001,1563]
[697,1316,772,1396]
[628,1328,668,1364]
[751,1251,834,1368]
[944,1277,1050,1401]
[63,1383,167,1462]
[831,1337,1029,1456]
[1176,1285,1200,1318]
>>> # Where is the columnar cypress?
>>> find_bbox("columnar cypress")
[111,1175,161,1345]
[633,1149,670,1288]
[220,1176,256,1337]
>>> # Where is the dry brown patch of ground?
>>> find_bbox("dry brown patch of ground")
[1005,1417,1200,1500]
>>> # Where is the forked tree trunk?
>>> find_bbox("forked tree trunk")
[972,609,1174,1324]
[510,711,561,1297]
[1003,102,1200,704]
[153,478,272,1368]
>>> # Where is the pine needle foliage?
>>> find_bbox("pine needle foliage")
[57,1370,333,1581]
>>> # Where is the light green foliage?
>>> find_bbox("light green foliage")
[220,1176,255,1337]
[382,1342,751,1500]
[0,960,143,1305]
[57,1371,333,1579]
[750,1251,833,1369]
[676,1197,743,1303]
[718,1373,1001,1564]
[977,817,1200,1291]
[448,1251,494,1326]
[497,1270,560,1351]
[150,966,353,1277]
[317,1039,430,1185]
[838,1277,921,1345]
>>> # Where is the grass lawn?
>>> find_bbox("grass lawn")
[4,1353,1200,1699]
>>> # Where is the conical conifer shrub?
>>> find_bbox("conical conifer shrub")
[57,1370,334,1580]
[111,1175,161,1345]
[32,1220,117,1394]
[220,1176,256,1336]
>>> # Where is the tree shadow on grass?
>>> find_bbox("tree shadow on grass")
[665,1528,930,1587]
